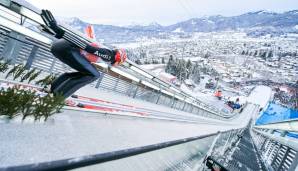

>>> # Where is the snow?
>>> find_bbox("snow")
[279,86,290,93]
[140,64,178,83]
[0,109,219,167]
[287,33,298,38]
[191,20,196,25]
[247,86,272,108]
[295,25,298,30]
[76,85,227,121]
[256,10,275,14]
[158,72,176,82]
[0,81,260,167]
[182,57,205,62]
[184,79,194,85]
[180,84,231,113]
[252,72,263,78]
[173,27,184,33]
[125,22,160,28]
[207,20,214,24]
[140,64,165,70]
[0,90,257,168]
[0,90,258,168]
[0,63,263,168]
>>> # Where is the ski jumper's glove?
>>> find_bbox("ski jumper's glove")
[41,10,65,38]
[41,9,127,65]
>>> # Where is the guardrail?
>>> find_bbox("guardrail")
[0,129,245,171]
[0,0,235,120]
[252,128,298,171]
[1,133,219,171]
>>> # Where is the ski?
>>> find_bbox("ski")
[0,79,148,115]
[71,94,135,108]
[70,102,147,116]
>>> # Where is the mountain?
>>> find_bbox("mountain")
[127,22,163,31]
[60,10,298,42]
[165,10,298,33]
[61,18,166,43]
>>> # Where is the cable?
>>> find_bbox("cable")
[175,0,193,19]
[184,0,198,17]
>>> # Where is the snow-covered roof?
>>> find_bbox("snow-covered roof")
[140,64,166,70]
[184,79,194,85]
[158,72,175,78]
[158,72,177,82]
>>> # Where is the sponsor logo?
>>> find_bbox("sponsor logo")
[94,51,111,60]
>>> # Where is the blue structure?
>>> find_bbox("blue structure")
[256,102,298,125]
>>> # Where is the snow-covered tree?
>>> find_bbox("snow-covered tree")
[191,63,201,84]
[165,55,174,73]
[186,59,192,78]
[161,57,165,64]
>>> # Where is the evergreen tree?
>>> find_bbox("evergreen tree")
[172,58,178,75]
[191,63,200,84]
[144,59,150,64]
[0,59,10,73]
[161,57,165,64]
[135,59,142,65]
[186,59,192,78]
[165,55,174,73]
[177,59,187,81]
[261,52,267,59]
[268,50,273,58]
[253,50,258,56]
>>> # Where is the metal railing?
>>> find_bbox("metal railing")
[0,1,236,120]
[203,127,268,171]
[252,128,298,171]
[0,128,248,171]
[0,131,223,171]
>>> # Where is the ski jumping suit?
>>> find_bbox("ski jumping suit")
[50,39,117,98]
[40,10,126,98]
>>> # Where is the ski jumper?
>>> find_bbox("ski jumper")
[50,39,116,98]
[40,10,126,98]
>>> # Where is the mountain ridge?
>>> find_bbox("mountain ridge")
[60,10,298,42]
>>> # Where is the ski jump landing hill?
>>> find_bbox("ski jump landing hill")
[0,0,276,170]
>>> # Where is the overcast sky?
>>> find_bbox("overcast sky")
[26,0,298,26]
